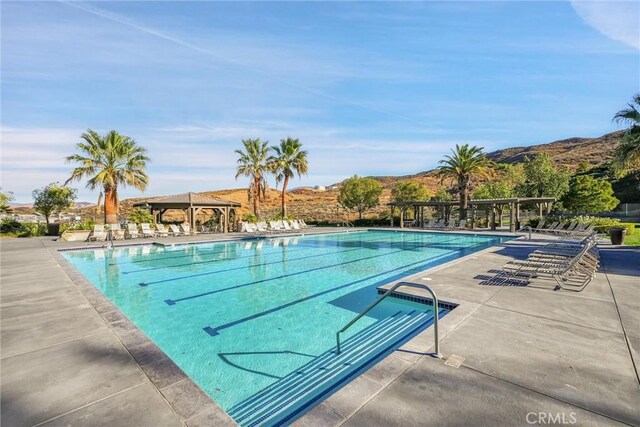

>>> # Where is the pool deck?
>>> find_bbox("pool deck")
[1,229,639,426]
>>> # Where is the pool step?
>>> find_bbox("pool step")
[229,308,440,426]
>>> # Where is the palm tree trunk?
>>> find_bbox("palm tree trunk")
[104,187,118,224]
[281,175,289,218]
[459,182,469,220]
[253,177,260,217]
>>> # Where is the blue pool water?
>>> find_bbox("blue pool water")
[62,230,510,425]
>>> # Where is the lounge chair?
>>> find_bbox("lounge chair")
[299,219,309,228]
[428,219,445,229]
[456,219,467,230]
[240,222,257,233]
[290,220,301,230]
[140,223,156,238]
[269,221,282,232]
[490,234,599,291]
[180,223,191,236]
[168,224,184,236]
[108,224,125,240]
[281,220,292,231]
[423,219,436,229]
[90,225,107,241]
[155,224,169,237]
[126,223,140,239]
[256,221,269,233]
[443,219,456,230]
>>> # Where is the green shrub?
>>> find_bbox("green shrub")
[1,219,23,234]
[60,219,96,233]
[129,208,154,224]
[242,213,258,223]
[17,222,47,237]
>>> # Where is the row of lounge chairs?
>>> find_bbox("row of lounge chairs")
[518,220,594,239]
[485,232,599,292]
[89,223,191,241]
[240,219,309,234]
[423,218,467,231]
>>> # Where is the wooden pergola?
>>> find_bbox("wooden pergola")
[388,197,556,232]
[133,192,241,233]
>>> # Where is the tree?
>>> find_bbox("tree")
[432,187,453,201]
[473,182,513,226]
[611,93,640,178]
[235,139,272,217]
[516,153,570,199]
[391,180,429,222]
[436,144,491,219]
[66,129,149,224]
[270,138,308,218]
[562,175,619,213]
[338,175,383,220]
[0,189,14,214]
[32,183,77,224]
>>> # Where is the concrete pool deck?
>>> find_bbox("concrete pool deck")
[1,230,638,426]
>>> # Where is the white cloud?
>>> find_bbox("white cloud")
[571,1,640,50]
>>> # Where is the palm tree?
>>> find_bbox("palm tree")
[612,93,640,177]
[270,138,308,218]
[437,144,490,219]
[235,138,272,217]
[66,129,149,224]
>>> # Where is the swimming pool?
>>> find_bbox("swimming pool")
[62,230,510,425]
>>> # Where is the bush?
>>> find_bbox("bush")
[60,219,96,233]
[129,208,155,224]
[242,213,258,223]
[0,220,47,237]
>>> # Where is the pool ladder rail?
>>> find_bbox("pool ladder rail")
[336,281,442,358]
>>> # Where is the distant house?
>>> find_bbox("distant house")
[314,185,326,191]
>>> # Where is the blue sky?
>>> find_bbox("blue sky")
[2,1,639,203]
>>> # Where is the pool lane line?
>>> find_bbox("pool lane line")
[115,231,395,266]
[137,247,363,285]
[164,248,412,305]
[199,250,459,335]
[146,231,456,288]
[126,244,352,275]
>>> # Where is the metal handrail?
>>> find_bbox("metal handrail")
[336,281,442,358]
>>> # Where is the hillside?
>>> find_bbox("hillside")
[69,130,632,222]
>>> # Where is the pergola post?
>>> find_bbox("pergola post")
[400,207,404,228]
[510,202,516,232]
[470,205,475,229]
[420,206,425,228]
[538,203,543,218]
[515,202,521,231]
[490,204,496,231]
[224,207,229,233]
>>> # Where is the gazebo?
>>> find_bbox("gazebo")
[133,192,241,233]
[388,197,556,232]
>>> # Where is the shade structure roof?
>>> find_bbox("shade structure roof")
[388,197,556,208]
[133,192,241,209]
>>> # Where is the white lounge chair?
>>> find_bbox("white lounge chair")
[290,220,301,230]
[299,219,309,228]
[168,224,184,236]
[281,220,292,231]
[443,219,456,230]
[456,219,467,230]
[140,223,156,238]
[108,224,125,240]
[126,223,140,239]
[155,224,169,237]
[269,221,282,232]
[256,221,269,233]
[180,223,191,236]
[90,225,107,241]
